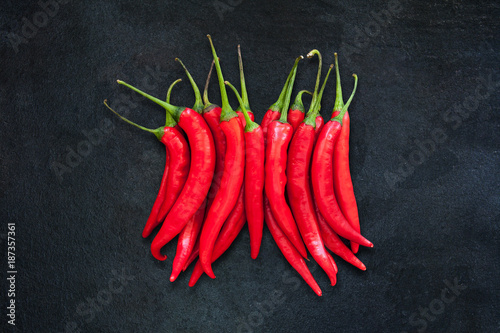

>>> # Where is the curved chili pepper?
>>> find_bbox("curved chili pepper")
[116,80,216,261]
[287,52,337,285]
[225,80,265,260]
[170,198,207,282]
[264,197,322,296]
[103,82,191,241]
[311,75,373,248]
[287,90,311,132]
[198,35,245,279]
[189,188,246,287]
[261,57,302,144]
[142,78,183,238]
[265,56,308,259]
[314,201,366,270]
[155,59,205,223]
[331,53,361,253]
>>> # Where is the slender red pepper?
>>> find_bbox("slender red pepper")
[155,59,205,223]
[331,53,362,253]
[116,80,215,261]
[189,188,246,287]
[226,80,265,260]
[199,35,245,279]
[261,57,302,144]
[265,56,308,259]
[311,75,373,248]
[287,50,337,285]
[132,78,185,238]
[264,197,322,296]
[104,80,191,242]
[315,201,366,270]
[287,90,311,131]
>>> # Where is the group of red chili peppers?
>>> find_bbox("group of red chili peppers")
[104,35,373,296]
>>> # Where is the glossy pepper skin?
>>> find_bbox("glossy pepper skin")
[315,201,366,271]
[264,197,322,296]
[332,110,360,253]
[311,75,373,249]
[170,198,207,281]
[243,125,264,259]
[189,188,246,287]
[331,53,361,253]
[265,121,307,258]
[287,124,337,285]
[151,126,190,229]
[199,35,246,279]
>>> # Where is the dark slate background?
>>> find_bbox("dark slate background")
[1,0,499,332]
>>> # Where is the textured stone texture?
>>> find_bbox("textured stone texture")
[0,0,499,332]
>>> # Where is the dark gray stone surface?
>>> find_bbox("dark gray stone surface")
[1,0,499,332]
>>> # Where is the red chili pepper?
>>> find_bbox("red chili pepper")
[331,53,362,253]
[311,75,373,248]
[155,58,205,223]
[287,50,337,285]
[314,201,366,270]
[139,78,184,238]
[103,82,191,241]
[287,90,311,131]
[198,35,245,279]
[116,80,216,261]
[265,56,308,259]
[188,187,246,287]
[264,197,322,296]
[226,46,265,259]
[261,57,302,144]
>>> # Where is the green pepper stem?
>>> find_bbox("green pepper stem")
[166,79,182,104]
[306,49,322,113]
[269,56,303,112]
[207,34,235,121]
[332,74,358,125]
[304,65,333,126]
[333,53,344,112]
[103,100,163,141]
[290,90,312,112]
[313,64,333,114]
[236,44,251,111]
[164,79,182,127]
[176,58,203,113]
[203,60,215,107]
[224,81,259,133]
[116,80,183,121]
[279,56,302,123]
